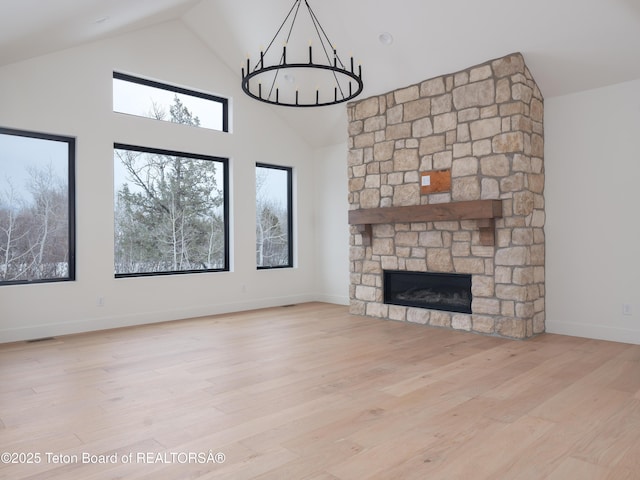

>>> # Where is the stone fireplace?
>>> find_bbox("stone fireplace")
[347,52,544,339]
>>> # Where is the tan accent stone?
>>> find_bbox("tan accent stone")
[434,112,458,133]
[534,266,545,283]
[355,97,379,120]
[528,174,545,194]
[388,305,406,321]
[452,176,481,201]
[349,246,365,261]
[430,311,451,328]
[531,134,544,157]
[500,173,525,192]
[530,244,545,265]
[533,312,545,334]
[453,143,472,159]
[512,83,533,103]
[373,141,394,162]
[427,248,453,271]
[380,256,398,271]
[407,308,430,325]
[469,117,502,140]
[513,191,534,216]
[459,108,480,122]
[419,136,446,155]
[472,276,495,297]
[420,77,446,96]
[372,238,394,256]
[433,151,453,169]
[406,258,427,271]
[349,120,363,136]
[452,79,495,109]
[496,78,511,103]
[412,117,433,137]
[452,157,478,177]
[492,132,524,153]
[530,98,543,122]
[513,267,534,285]
[481,178,500,199]
[501,301,515,317]
[470,65,492,82]
[431,94,452,115]
[472,315,495,334]
[404,171,419,183]
[496,317,526,339]
[452,242,470,257]
[348,149,363,166]
[457,124,470,142]
[452,314,472,331]
[366,302,388,318]
[349,177,365,192]
[492,53,525,77]
[388,172,404,185]
[365,175,381,189]
[419,231,443,247]
[387,104,403,124]
[404,98,431,121]
[355,285,378,301]
[472,140,492,157]
[495,266,512,283]
[512,228,533,245]
[395,85,419,104]
[496,247,528,266]
[354,133,375,148]
[473,298,500,315]
[393,184,420,206]
[393,149,419,171]
[396,231,419,246]
[496,285,528,301]
[453,257,485,274]
[349,300,366,315]
[471,245,495,257]
[454,71,469,86]
[531,210,545,228]
[359,188,380,208]
[480,155,510,176]
[364,116,386,133]
[512,154,532,172]
[386,123,411,140]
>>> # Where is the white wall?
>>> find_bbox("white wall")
[0,21,321,342]
[545,78,640,344]
[313,142,350,305]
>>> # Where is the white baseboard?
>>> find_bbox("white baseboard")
[546,320,640,345]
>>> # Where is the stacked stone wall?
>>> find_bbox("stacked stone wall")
[347,53,544,339]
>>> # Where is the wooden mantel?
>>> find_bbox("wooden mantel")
[348,199,503,246]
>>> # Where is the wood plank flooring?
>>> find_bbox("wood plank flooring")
[1,302,639,479]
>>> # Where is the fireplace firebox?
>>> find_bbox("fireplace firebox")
[383,270,472,314]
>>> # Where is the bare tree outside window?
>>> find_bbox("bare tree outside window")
[0,128,75,285]
[113,96,228,277]
[256,164,292,268]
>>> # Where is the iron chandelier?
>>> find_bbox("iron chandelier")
[241,0,364,107]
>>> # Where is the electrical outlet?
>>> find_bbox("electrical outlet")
[623,303,632,316]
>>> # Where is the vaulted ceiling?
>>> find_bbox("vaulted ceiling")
[2,0,639,147]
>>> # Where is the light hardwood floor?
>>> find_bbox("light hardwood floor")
[1,302,639,479]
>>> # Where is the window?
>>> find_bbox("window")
[113,72,229,132]
[256,164,292,268]
[114,144,228,277]
[0,127,75,285]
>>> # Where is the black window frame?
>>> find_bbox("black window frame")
[256,162,293,270]
[112,72,229,133]
[114,143,229,278]
[0,126,76,286]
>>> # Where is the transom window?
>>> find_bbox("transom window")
[113,72,229,132]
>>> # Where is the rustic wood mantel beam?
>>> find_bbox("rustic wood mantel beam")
[348,199,503,246]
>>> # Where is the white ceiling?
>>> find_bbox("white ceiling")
[1,0,639,147]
